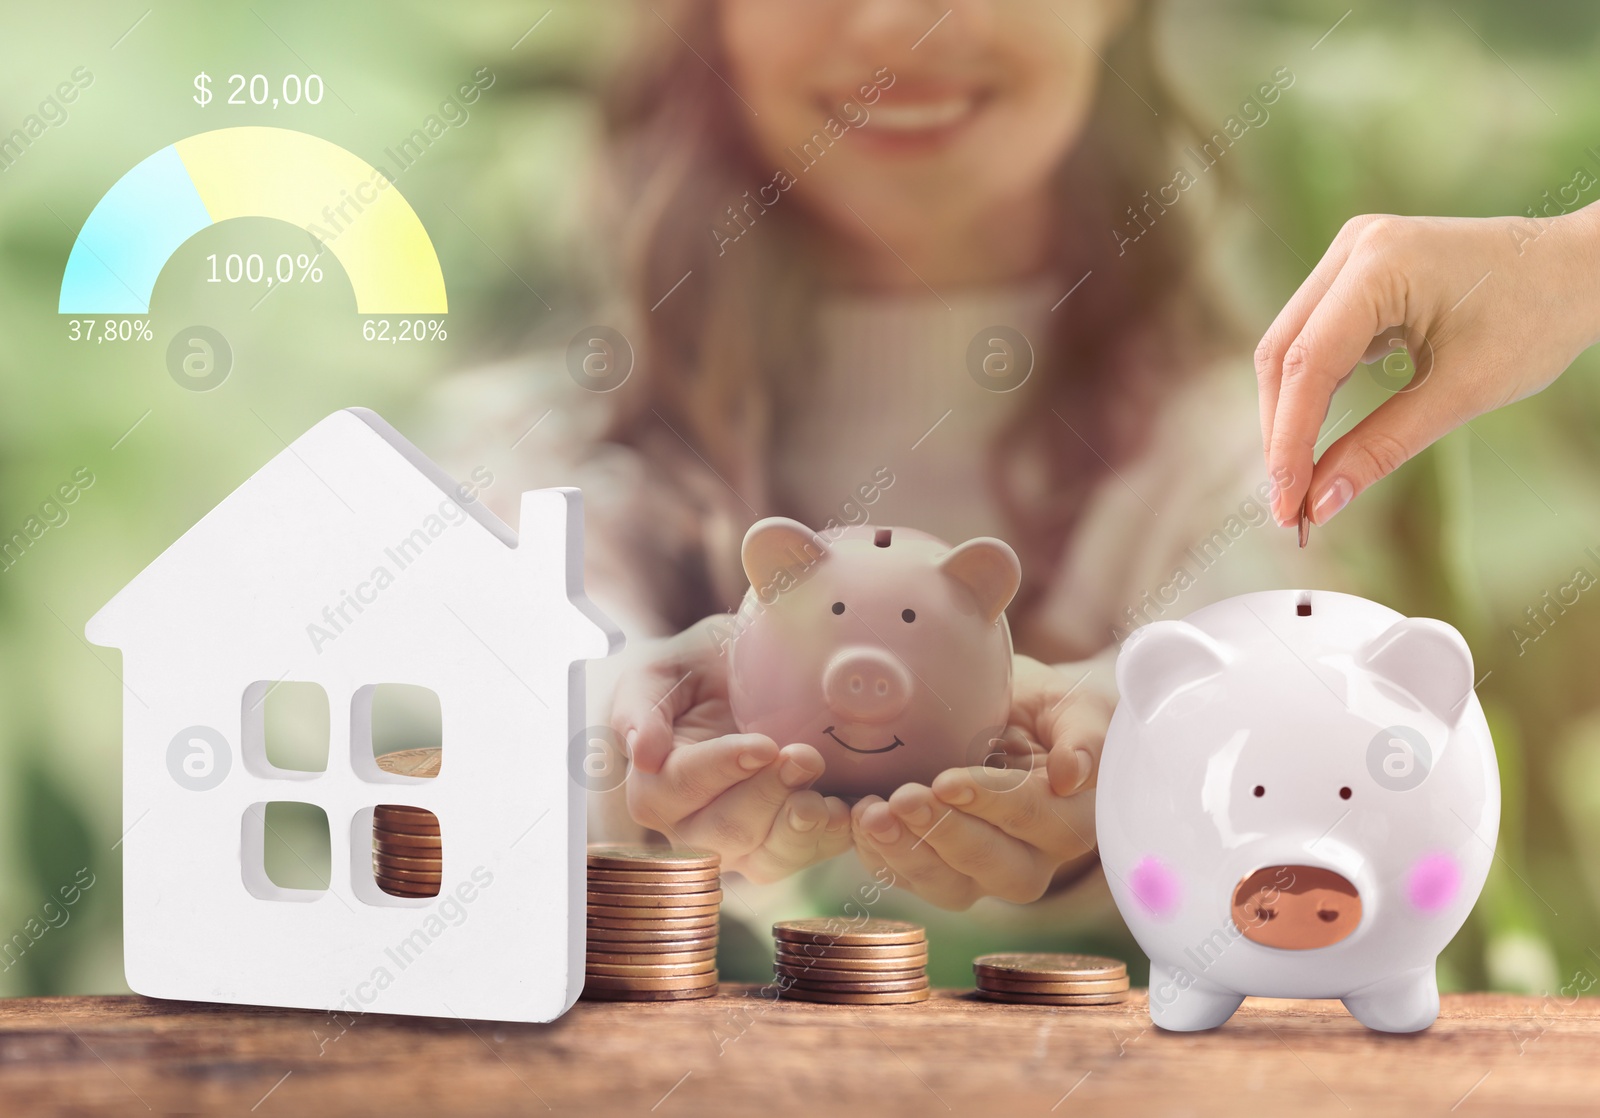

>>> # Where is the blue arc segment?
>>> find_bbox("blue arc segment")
[58,145,213,314]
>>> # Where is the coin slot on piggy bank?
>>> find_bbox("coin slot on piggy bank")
[727,517,1020,799]
[1097,590,1501,1034]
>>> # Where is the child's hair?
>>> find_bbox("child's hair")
[600,0,1237,628]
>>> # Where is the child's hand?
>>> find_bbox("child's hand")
[609,615,852,883]
[1256,202,1600,528]
[851,655,1111,910]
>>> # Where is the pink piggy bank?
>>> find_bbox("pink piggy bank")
[726,518,1020,799]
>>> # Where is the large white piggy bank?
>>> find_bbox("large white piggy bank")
[1097,590,1499,1033]
[727,518,1019,799]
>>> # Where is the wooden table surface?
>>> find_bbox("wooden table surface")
[1,989,1595,1116]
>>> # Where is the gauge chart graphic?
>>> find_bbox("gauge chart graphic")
[59,127,446,314]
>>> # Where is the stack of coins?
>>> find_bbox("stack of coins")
[972,953,1129,1005]
[372,749,443,899]
[583,846,721,1002]
[774,918,929,1005]
[374,747,442,779]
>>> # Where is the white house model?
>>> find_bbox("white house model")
[86,407,621,1022]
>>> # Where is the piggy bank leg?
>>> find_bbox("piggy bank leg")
[1341,964,1440,1033]
[1147,962,1245,1032]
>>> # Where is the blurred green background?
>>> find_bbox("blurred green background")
[2,0,1599,998]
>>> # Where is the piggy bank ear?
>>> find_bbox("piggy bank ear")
[938,537,1021,624]
[742,517,831,591]
[1360,618,1475,726]
[1116,621,1229,722]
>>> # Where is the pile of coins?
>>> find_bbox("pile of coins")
[372,748,444,899]
[774,918,929,1005]
[972,953,1129,1005]
[583,846,722,1002]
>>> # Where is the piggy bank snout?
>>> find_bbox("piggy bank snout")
[1231,865,1362,950]
[823,647,912,722]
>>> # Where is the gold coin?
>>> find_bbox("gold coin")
[775,941,930,960]
[374,850,443,872]
[371,817,441,837]
[580,984,718,1002]
[976,975,1130,995]
[585,961,718,978]
[775,964,926,984]
[588,903,721,921]
[586,846,719,872]
[374,748,443,778]
[585,889,723,907]
[587,879,721,897]
[588,948,719,967]
[972,953,1127,981]
[373,863,443,884]
[585,935,719,954]
[584,924,719,942]
[374,838,444,857]
[373,803,440,821]
[785,977,929,994]
[373,819,439,836]
[775,950,927,972]
[583,971,720,992]
[772,919,925,947]
[974,989,1130,1006]
[372,828,442,850]
[375,871,444,888]
[588,915,720,933]
[587,868,722,887]
[778,986,929,1005]
[376,879,440,898]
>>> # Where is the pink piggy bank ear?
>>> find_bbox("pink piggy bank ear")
[1115,621,1229,722]
[741,517,831,592]
[1359,617,1475,726]
[937,537,1021,624]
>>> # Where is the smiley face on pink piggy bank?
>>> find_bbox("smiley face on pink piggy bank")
[726,518,1021,799]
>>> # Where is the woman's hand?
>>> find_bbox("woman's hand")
[851,655,1111,910]
[608,614,852,883]
[1255,202,1600,528]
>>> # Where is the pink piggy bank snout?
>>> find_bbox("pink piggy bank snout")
[822,646,913,723]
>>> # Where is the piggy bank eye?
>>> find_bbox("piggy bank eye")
[1252,785,1265,798]
[1339,786,1352,800]
[901,609,916,623]
[831,601,845,615]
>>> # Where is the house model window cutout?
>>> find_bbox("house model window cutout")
[86,408,621,1023]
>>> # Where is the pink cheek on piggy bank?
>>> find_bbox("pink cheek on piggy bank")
[1406,852,1461,913]
[1129,855,1182,918]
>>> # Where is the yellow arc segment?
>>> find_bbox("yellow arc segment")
[174,127,447,314]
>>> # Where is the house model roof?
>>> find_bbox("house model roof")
[87,407,618,670]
